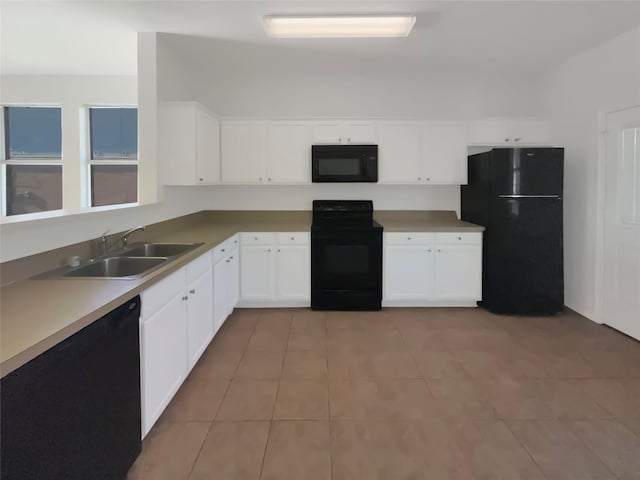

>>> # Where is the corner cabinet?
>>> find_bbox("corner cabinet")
[239,232,310,307]
[383,231,482,307]
[160,102,221,185]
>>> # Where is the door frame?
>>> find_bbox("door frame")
[594,104,640,324]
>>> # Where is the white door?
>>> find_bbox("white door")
[226,251,240,315]
[240,246,274,302]
[312,123,344,144]
[345,122,377,144]
[267,122,312,183]
[434,245,482,300]
[602,106,640,340]
[213,259,227,332]
[220,122,267,183]
[141,293,187,436]
[276,245,310,302]
[196,108,220,184]
[378,122,421,184]
[186,269,214,370]
[421,122,468,184]
[384,246,434,301]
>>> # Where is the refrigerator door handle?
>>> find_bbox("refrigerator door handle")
[498,195,562,199]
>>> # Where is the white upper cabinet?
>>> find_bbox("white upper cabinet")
[421,122,468,184]
[221,121,268,183]
[467,119,551,146]
[161,102,220,185]
[378,122,421,184]
[312,121,376,144]
[267,122,312,183]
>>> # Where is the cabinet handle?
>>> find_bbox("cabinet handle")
[505,138,510,142]
[221,248,225,252]
[229,256,233,260]
[199,177,204,182]
[426,177,430,181]
[458,236,462,240]
[338,138,342,143]
[347,138,351,143]
[267,249,272,252]
[226,259,230,263]
[277,248,281,252]
[182,295,188,301]
[268,178,272,181]
[514,137,521,142]
[417,177,421,181]
[259,177,263,182]
[234,240,238,244]
[254,237,258,240]
[189,289,195,294]
[437,249,442,252]
[407,237,411,240]
[427,249,432,252]
[290,237,294,240]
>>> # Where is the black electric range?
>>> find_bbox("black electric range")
[311,200,383,311]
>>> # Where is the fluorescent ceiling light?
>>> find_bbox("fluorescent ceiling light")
[263,15,416,38]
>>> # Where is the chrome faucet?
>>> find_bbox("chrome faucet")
[119,226,146,247]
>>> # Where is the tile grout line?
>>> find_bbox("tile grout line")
[185,421,214,480]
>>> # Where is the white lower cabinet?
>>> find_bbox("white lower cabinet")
[212,235,240,331]
[383,232,482,306]
[186,269,214,370]
[239,232,310,307]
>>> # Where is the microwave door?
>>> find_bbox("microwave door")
[316,157,364,182]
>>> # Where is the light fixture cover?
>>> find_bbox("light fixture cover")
[263,15,416,38]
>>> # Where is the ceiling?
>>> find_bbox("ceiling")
[2,0,640,76]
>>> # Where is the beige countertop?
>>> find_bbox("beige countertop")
[0,210,482,377]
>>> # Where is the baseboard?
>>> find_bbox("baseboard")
[382,299,479,308]
[236,300,311,308]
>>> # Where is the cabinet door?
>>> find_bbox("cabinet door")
[267,122,312,183]
[276,245,310,302]
[312,122,344,144]
[240,245,274,302]
[378,122,421,183]
[345,122,377,144]
[221,122,267,183]
[161,102,197,185]
[509,120,551,145]
[213,259,227,333]
[384,246,434,301]
[421,122,468,184]
[434,245,482,300]
[225,251,240,315]
[141,293,187,436]
[186,269,214,370]
[196,108,220,184]
[467,120,509,145]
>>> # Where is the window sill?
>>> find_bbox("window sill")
[0,202,152,225]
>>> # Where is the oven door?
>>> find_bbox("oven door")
[311,229,382,291]
[311,145,377,182]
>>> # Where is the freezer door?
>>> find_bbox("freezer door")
[484,196,564,314]
[490,148,564,196]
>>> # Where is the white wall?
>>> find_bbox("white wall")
[0,34,206,262]
[157,35,546,213]
[544,25,640,320]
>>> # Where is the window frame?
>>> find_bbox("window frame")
[84,105,139,208]
[1,104,64,217]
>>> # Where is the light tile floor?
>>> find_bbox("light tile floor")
[128,307,640,480]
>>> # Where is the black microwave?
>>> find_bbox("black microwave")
[311,145,378,183]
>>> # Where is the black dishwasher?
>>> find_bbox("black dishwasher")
[1,296,142,480]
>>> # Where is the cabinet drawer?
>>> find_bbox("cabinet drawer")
[385,232,435,245]
[241,232,276,246]
[227,234,240,252]
[186,250,212,283]
[140,268,185,320]
[435,232,482,245]
[277,232,310,245]
[212,240,230,264]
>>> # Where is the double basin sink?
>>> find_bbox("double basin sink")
[62,242,203,279]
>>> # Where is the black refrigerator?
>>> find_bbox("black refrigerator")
[461,148,564,315]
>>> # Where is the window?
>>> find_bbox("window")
[88,107,138,207]
[2,106,63,216]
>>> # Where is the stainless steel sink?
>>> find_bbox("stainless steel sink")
[122,242,202,258]
[63,256,168,278]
